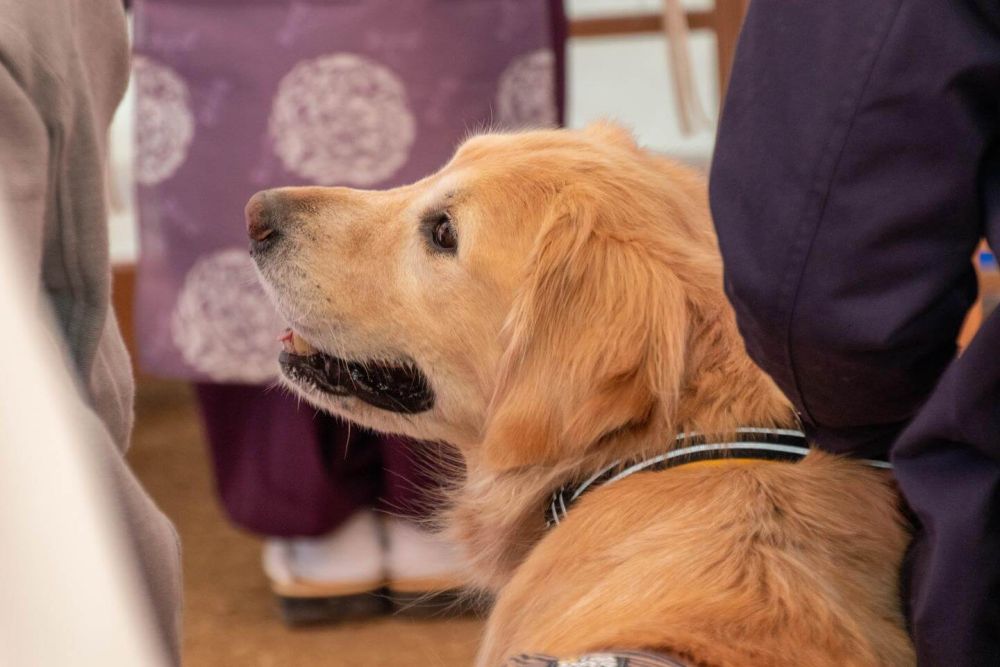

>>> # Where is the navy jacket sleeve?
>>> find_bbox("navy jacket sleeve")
[710,1,1000,664]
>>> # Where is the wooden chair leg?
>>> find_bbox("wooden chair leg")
[713,0,749,96]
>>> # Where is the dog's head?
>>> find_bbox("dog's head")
[249,123,737,471]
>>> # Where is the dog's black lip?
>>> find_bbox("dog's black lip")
[278,350,435,414]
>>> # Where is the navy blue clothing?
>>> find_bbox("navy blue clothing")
[710,1,1000,664]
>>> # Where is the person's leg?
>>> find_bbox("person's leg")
[194,384,387,623]
[711,1,1000,662]
[378,437,465,607]
[194,383,376,537]
[0,0,181,659]
[892,309,1000,665]
[105,437,184,664]
[891,167,1000,665]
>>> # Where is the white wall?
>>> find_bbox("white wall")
[565,0,718,158]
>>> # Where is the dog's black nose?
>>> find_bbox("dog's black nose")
[245,190,285,250]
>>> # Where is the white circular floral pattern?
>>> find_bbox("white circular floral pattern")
[496,49,557,128]
[171,249,283,383]
[268,53,416,186]
[133,55,195,185]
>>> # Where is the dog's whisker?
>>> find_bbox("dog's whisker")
[343,418,351,460]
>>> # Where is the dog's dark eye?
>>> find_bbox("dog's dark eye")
[430,214,457,252]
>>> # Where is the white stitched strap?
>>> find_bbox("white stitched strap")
[604,442,811,486]
[549,497,561,526]
[735,429,891,469]
[735,427,808,437]
[569,461,620,502]
[676,428,808,439]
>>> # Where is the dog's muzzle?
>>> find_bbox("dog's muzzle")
[278,345,435,415]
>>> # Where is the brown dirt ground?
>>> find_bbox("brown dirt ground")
[128,379,483,666]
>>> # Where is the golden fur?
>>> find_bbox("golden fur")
[251,123,914,666]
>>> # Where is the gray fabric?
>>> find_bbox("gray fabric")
[0,0,181,662]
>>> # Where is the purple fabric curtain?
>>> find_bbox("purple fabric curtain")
[133,0,565,382]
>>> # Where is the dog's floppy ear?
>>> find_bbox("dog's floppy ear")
[481,186,690,471]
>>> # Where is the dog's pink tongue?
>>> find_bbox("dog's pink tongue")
[277,328,317,355]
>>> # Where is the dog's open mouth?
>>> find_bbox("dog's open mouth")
[277,329,435,414]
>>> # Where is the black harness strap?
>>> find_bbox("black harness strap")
[545,428,891,528]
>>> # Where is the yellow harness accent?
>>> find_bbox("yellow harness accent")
[674,457,776,470]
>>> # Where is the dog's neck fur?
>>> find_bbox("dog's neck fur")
[673,297,794,438]
[449,295,795,592]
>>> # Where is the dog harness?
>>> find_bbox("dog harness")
[545,428,892,528]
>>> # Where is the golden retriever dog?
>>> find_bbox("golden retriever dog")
[246,123,914,666]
